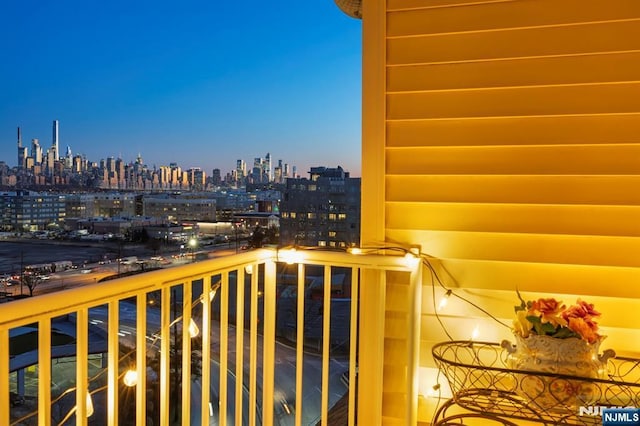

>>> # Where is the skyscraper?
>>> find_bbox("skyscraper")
[32,139,42,164]
[52,120,60,161]
[17,127,27,169]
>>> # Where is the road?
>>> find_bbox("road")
[90,294,348,425]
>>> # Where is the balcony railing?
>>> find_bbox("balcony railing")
[0,247,421,426]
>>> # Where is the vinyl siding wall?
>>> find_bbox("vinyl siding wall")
[361,1,640,423]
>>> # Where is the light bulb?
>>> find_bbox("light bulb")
[403,252,420,268]
[86,392,94,417]
[123,369,138,387]
[349,247,362,255]
[189,318,200,338]
[471,325,480,341]
[245,264,253,274]
[437,290,452,311]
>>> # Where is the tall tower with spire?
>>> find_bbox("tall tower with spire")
[52,120,60,161]
[17,126,27,168]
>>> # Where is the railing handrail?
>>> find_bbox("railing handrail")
[0,249,272,329]
[0,247,412,330]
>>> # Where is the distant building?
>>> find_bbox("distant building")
[0,191,66,231]
[279,166,360,248]
[142,194,216,222]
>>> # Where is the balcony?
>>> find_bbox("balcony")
[0,247,421,425]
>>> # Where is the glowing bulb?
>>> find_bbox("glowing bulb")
[245,264,253,275]
[280,249,303,265]
[123,369,138,387]
[86,392,94,417]
[403,252,420,268]
[437,290,452,311]
[427,383,441,398]
[349,247,362,255]
[471,325,480,341]
[189,318,200,338]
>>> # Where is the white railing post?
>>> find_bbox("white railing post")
[201,277,212,426]
[107,300,119,426]
[358,269,386,426]
[38,318,52,426]
[220,272,229,426]
[295,263,306,426]
[407,258,423,426]
[348,267,359,426]
[235,268,246,426]
[321,265,332,426]
[136,295,147,426]
[76,308,88,426]
[160,287,171,426]
[0,328,9,426]
[262,260,276,426]
[181,283,192,425]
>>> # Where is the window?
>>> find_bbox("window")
[329,213,336,221]
[290,212,296,219]
[338,213,347,220]
[318,240,326,247]
[329,231,337,237]
[307,213,316,219]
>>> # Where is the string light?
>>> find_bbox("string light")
[188,318,200,338]
[123,369,138,387]
[437,290,452,311]
[471,325,480,341]
[244,264,254,274]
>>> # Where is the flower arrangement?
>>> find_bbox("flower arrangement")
[512,290,602,344]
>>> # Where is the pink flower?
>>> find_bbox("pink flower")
[563,299,600,322]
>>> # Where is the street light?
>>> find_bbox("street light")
[188,237,197,262]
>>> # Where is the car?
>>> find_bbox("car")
[6,279,20,286]
[80,269,92,274]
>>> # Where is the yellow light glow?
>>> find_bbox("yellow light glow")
[279,248,303,265]
[403,252,420,268]
[245,264,253,275]
[349,247,362,255]
[86,392,94,417]
[123,369,138,387]
[471,325,480,341]
[189,318,200,338]
[437,289,452,311]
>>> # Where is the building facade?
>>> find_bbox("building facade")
[279,166,360,248]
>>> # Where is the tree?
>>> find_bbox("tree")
[22,274,42,297]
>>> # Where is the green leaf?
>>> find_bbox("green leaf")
[515,288,527,312]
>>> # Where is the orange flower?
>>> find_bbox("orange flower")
[529,298,567,328]
[563,299,600,322]
[567,317,600,344]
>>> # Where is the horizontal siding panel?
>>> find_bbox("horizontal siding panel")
[386,144,640,175]
[431,258,640,298]
[387,52,640,92]
[388,20,640,65]
[387,202,640,236]
[387,82,640,120]
[386,114,640,147]
[386,175,640,205]
[388,0,640,37]
[420,287,640,330]
[386,229,640,267]
[388,0,518,11]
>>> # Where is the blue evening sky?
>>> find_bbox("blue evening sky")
[0,1,362,177]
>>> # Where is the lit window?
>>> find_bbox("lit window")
[281,212,289,218]
[290,212,296,219]
[307,213,316,219]
[338,213,347,220]
[329,241,337,247]
[329,231,337,237]
[318,241,326,247]
[309,184,316,191]
[329,213,336,221]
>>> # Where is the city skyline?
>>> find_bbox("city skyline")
[0,1,362,176]
[9,119,309,181]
